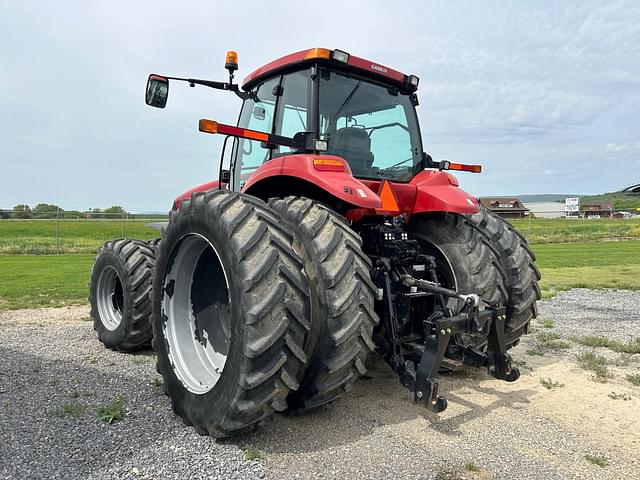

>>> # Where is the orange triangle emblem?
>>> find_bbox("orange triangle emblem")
[375,180,400,213]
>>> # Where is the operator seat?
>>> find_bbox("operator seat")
[330,127,374,177]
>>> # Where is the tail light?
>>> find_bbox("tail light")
[313,158,346,172]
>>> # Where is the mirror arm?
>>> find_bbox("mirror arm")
[163,76,249,99]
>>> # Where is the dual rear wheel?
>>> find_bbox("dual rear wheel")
[89,192,539,437]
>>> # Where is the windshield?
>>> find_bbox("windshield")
[319,69,422,181]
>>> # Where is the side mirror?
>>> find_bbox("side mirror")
[145,74,169,108]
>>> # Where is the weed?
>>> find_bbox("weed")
[626,372,640,386]
[464,462,481,472]
[536,331,570,350]
[52,402,87,418]
[69,389,80,398]
[574,336,640,354]
[81,316,93,322]
[133,357,146,365]
[585,454,607,467]
[245,444,263,461]
[526,348,545,356]
[577,352,613,382]
[539,319,555,329]
[97,396,126,424]
[540,377,564,390]
[608,391,631,401]
[152,378,163,388]
[89,357,97,365]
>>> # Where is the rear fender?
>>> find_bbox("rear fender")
[411,170,479,215]
[173,180,225,209]
[242,154,382,209]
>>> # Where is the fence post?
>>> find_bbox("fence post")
[121,212,125,239]
[55,207,60,255]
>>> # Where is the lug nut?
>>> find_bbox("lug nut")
[416,391,423,399]
[446,328,451,334]
[440,329,446,335]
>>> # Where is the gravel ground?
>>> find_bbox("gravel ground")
[1,289,639,479]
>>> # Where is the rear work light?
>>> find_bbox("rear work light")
[408,75,419,87]
[313,158,346,172]
[439,160,482,174]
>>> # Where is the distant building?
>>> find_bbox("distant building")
[480,197,529,218]
[580,202,613,218]
[523,202,565,218]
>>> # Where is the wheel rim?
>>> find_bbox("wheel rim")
[97,265,124,331]
[162,234,231,395]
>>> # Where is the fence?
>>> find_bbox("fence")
[1,209,639,255]
[508,211,640,244]
[0,210,168,255]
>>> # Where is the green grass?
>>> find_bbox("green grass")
[608,391,631,400]
[509,217,640,244]
[540,377,564,390]
[536,331,570,350]
[464,462,481,472]
[52,402,87,418]
[538,319,555,328]
[0,255,93,309]
[244,444,263,461]
[585,454,608,467]
[573,336,640,354]
[97,396,126,424]
[0,219,161,254]
[531,241,640,294]
[577,352,613,382]
[626,372,640,386]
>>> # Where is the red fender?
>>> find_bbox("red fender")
[410,170,479,215]
[173,180,224,209]
[241,154,382,209]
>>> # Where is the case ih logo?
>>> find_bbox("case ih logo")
[370,64,388,73]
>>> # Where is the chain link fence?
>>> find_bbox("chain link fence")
[0,209,168,255]
[1,208,639,255]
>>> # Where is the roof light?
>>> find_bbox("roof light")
[313,157,345,172]
[332,49,350,63]
[225,51,238,72]
[408,75,419,87]
[304,48,331,60]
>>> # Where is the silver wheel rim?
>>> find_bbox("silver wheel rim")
[97,265,124,331]
[162,234,231,395]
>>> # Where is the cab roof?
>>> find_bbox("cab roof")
[241,48,417,93]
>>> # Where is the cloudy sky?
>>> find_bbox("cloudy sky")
[1,1,639,211]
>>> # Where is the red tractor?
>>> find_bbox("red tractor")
[89,48,540,437]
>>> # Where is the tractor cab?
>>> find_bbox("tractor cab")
[233,48,423,189]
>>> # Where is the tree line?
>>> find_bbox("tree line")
[0,204,129,219]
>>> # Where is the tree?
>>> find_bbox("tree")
[33,203,63,219]
[0,209,10,219]
[12,204,32,219]
[103,206,127,217]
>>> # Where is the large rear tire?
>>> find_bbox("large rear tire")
[268,197,378,412]
[89,239,154,352]
[152,191,310,437]
[411,210,540,346]
[468,206,541,342]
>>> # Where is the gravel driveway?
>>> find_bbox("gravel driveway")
[1,289,639,479]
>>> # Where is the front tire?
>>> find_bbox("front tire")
[152,191,310,437]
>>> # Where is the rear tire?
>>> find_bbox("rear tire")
[410,214,509,347]
[268,197,378,412]
[89,239,155,352]
[152,191,310,437]
[468,206,541,343]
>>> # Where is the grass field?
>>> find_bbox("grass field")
[0,219,161,254]
[508,217,640,244]
[0,241,638,310]
[1,217,640,255]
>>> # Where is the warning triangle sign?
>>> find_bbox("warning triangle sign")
[375,180,400,214]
